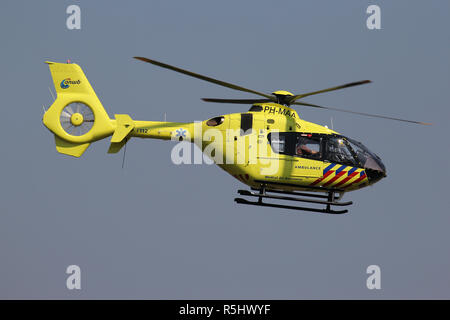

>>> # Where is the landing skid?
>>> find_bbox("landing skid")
[234,187,352,214]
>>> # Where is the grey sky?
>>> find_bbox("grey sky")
[0,0,449,299]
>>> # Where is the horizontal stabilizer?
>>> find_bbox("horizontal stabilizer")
[54,135,90,157]
[107,114,134,154]
[111,114,135,143]
[108,139,128,154]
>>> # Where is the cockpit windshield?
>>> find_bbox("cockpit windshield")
[325,136,385,171]
[325,137,358,166]
[346,137,386,172]
[267,132,386,172]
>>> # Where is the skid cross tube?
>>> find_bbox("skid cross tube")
[250,188,343,201]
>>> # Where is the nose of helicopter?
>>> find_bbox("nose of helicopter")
[345,137,387,185]
[364,155,387,184]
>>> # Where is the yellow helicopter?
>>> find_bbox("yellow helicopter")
[42,57,430,214]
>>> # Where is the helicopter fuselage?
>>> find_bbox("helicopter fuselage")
[129,102,387,194]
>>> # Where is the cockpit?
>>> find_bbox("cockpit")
[268,132,386,183]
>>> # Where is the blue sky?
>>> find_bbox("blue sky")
[0,0,449,298]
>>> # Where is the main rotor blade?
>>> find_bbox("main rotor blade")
[288,80,372,104]
[134,56,274,100]
[293,101,431,125]
[202,98,273,104]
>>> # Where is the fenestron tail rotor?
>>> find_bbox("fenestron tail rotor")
[134,56,431,125]
[60,102,95,136]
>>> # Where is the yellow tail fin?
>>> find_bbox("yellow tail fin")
[43,61,114,157]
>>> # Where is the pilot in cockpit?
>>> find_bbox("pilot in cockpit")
[296,137,320,157]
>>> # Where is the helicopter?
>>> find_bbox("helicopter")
[42,57,430,214]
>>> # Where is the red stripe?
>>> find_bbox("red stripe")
[245,174,249,180]
[345,173,367,188]
[322,170,347,187]
[310,170,334,186]
[333,171,359,188]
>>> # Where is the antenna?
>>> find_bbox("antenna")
[330,117,334,131]
[48,87,56,101]
[164,112,167,122]
[122,138,128,169]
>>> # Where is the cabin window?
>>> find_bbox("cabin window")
[267,132,322,160]
[295,135,322,160]
[240,113,253,135]
[268,133,287,154]
[206,116,224,126]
